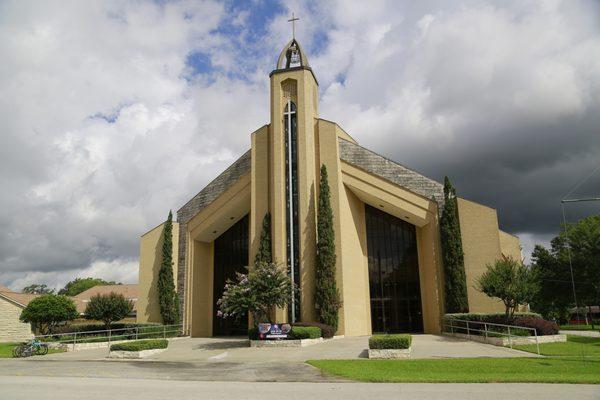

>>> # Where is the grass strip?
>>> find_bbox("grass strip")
[307,357,600,384]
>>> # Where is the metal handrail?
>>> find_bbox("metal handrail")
[444,318,540,355]
[35,324,185,350]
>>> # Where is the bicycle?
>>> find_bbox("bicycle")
[12,339,48,358]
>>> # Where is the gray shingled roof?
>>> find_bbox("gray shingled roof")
[338,138,444,207]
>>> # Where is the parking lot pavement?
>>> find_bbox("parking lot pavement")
[1,376,599,400]
[0,358,336,382]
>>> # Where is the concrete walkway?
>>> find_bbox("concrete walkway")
[560,330,600,338]
[38,334,533,363]
[0,335,535,383]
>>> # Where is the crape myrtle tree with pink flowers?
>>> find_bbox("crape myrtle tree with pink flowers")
[217,261,295,326]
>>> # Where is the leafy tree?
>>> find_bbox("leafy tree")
[315,165,341,331]
[19,294,78,335]
[529,245,572,322]
[476,255,539,321]
[440,176,469,313]
[217,261,294,325]
[22,284,54,294]
[254,212,272,264]
[530,215,600,324]
[84,292,133,330]
[58,277,117,296]
[157,211,179,325]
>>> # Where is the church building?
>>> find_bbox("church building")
[138,36,521,337]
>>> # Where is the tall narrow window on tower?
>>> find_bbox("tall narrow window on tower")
[284,100,300,322]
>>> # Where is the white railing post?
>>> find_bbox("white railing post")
[466,321,470,340]
[73,332,77,351]
[508,326,512,349]
[534,328,540,355]
[135,326,138,340]
[484,323,488,341]
[108,328,112,347]
[163,325,166,339]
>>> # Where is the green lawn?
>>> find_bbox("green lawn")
[308,358,600,384]
[560,324,599,331]
[308,336,600,384]
[0,342,65,358]
[0,343,18,358]
[514,335,600,357]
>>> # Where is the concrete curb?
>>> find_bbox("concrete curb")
[368,347,412,359]
[108,348,167,359]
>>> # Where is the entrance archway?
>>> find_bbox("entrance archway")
[212,215,249,336]
[366,205,423,333]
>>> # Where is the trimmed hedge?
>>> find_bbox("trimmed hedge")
[444,312,559,336]
[110,339,168,352]
[289,326,321,339]
[57,322,161,334]
[292,322,335,338]
[514,316,559,335]
[444,312,542,324]
[369,334,412,350]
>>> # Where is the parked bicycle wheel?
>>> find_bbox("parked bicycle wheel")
[36,344,48,355]
[12,345,23,358]
[21,346,34,358]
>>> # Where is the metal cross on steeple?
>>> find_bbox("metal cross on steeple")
[288,13,299,39]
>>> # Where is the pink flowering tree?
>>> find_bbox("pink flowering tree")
[217,261,295,326]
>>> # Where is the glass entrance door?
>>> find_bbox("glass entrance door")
[212,215,249,336]
[366,205,423,333]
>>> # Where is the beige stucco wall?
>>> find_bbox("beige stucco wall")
[337,185,371,336]
[0,296,33,342]
[457,198,504,313]
[499,230,522,262]
[137,222,179,324]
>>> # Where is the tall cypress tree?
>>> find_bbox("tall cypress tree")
[157,211,180,325]
[441,177,469,313]
[315,165,341,330]
[254,212,272,264]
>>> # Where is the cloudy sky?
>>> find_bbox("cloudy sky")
[1,0,599,291]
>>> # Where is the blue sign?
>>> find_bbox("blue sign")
[257,323,292,340]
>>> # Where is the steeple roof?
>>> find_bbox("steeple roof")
[276,38,310,70]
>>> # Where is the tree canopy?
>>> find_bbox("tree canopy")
[254,212,272,264]
[440,176,469,313]
[530,215,600,322]
[217,261,294,325]
[58,277,117,296]
[315,165,341,330]
[19,294,78,335]
[84,292,133,330]
[477,255,539,321]
[22,284,54,294]
[157,210,179,325]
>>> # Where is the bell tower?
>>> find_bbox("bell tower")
[268,25,319,323]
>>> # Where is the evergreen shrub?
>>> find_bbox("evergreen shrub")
[110,339,168,352]
[369,334,412,349]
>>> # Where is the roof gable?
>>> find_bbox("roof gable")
[338,138,444,208]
